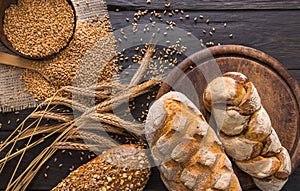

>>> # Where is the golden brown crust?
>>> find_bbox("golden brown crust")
[253,176,288,191]
[245,107,272,142]
[223,72,249,83]
[203,77,247,112]
[275,148,291,179]
[235,156,280,179]
[253,148,290,191]
[261,130,282,157]
[219,133,263,161]
[238,82,261,115]
[146,91,241,191]
[214,108,249,136]
[203,72,292,191]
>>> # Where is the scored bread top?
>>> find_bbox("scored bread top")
[146,91,241,191]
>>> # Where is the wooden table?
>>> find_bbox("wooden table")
[0,0,299,190]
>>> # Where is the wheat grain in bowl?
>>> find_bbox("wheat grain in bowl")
[2,0,76,58]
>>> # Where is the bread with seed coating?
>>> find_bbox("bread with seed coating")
[51,144,151,191]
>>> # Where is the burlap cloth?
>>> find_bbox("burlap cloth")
[0,0,112,112]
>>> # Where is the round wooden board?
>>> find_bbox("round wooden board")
[157,45,300,190]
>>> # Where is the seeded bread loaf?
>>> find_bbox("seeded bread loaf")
[203,72,291,191]
[145,91,241,191]
[51,144,151,191]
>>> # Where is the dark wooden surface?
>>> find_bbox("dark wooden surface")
[1,0,300,190]
[107,0,300,10]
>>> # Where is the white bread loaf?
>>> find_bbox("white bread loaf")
[51,144,151,191]
[145,91,241,191]
[203,72,291,191]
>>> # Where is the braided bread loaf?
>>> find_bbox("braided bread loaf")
[145,91,241,191]
[203,72,291,191]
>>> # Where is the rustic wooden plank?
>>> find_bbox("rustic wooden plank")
[283,166,300,191]
[290,70,300,82]
[109,10,300,69]
[0,108,35,131]
[0,131,11,142]
[28,150,95,190]
[107,0,300,10]
[0,147,94,190]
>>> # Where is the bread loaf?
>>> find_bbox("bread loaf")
[145,91,241,191]
[203,72,291,191]
[51,144,151,191]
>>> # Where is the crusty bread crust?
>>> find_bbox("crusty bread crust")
[146,91,241,191]
[204,72,291,191]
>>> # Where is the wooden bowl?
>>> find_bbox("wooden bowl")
[157,45,300,190]
[0,0,77,60]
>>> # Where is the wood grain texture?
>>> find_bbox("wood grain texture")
[109,10,300,69]
[290,70,300,82]
[106,0,300,10]
[157,45,300,190]
[0,108,35,131]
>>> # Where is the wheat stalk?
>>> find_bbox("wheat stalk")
[7,123,74,191]
[1,39,160,191]
[87,79,125,91]
[63,86,112,100]
[129,44,156,87]
[0,78,158,190]
[30,111,73,122]
[129,45,155,87]
[66,131,119,149]
[96,78,160,113]
[76,121,129,136]
[44,97,88,112]
[87,113,143,136]
[0,138,45,165]
[18,125,67,141]
[3,85,77,190]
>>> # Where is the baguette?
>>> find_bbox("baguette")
[52,144,151,191]
[145,91,241,191]
[203,72,291,191]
